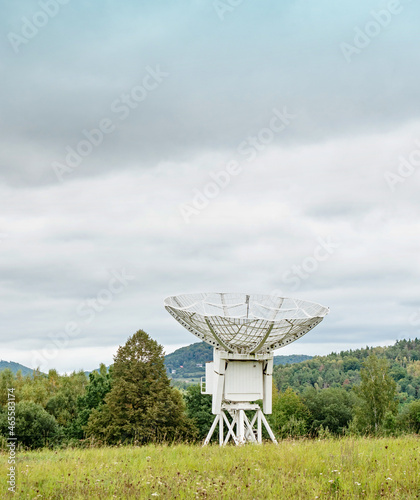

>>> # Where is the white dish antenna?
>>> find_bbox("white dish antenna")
[164,292,329,354]
[164,292,329,446]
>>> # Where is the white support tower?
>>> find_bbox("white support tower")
[164,293,328,446]
[201,350,277,445]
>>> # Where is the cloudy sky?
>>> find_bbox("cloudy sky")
[1,0,420,373]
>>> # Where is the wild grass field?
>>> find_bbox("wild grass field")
[1,436,419,499]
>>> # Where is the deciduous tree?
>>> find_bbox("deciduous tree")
[184,384,212,440]
[0,401,59,449]
[353,355,398,434]
[303,387,355,435]
[270,387,309,438]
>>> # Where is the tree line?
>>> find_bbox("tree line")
[273,339,420,403]
[0,332,419,449]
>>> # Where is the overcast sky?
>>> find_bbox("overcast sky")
[1,0,420,373]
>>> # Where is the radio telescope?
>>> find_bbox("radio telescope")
[164,292,329,445]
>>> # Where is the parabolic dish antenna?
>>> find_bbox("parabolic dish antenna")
[164,292,329,355]
[165,292,329,446]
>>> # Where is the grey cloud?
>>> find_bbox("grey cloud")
[2,1,420,187]
[1,0,420,372]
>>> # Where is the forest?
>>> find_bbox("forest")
[1,333,420,450]
[273,339,420,403]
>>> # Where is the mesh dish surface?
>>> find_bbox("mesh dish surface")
[164,293,329,354]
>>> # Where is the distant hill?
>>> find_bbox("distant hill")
[0,360,35,377]
[164,343,213,382]
[164,342,312,383]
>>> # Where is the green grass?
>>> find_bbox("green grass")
[1,437,419,499]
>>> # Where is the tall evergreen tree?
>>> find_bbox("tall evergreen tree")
[86,330,196,444]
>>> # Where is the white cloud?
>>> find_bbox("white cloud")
[0,122,419,372]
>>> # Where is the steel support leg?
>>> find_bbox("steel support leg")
[203,414,220,446]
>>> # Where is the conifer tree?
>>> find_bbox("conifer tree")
[86,330,196,443]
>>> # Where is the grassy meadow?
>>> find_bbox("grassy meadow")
[1,437,419,499]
